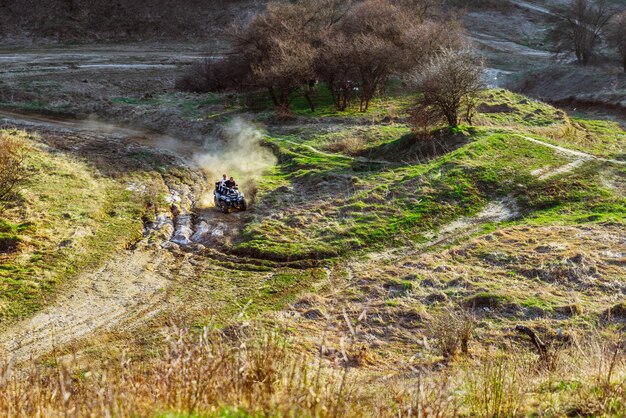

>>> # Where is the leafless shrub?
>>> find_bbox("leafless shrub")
[0,133,30,208]
[408,49,484,127]
[186,0,464,114]
[407,102,446,137]
[550,0,615,65]
[226,0,345,112]
[401,19,467,71]
[316,33,360,111]
[607,10,626,72]
[321,0,465,112]
[430,306,477,360]
[251,37,317,113]
[175,56,249,93]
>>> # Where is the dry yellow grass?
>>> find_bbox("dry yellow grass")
[1,323,626,417]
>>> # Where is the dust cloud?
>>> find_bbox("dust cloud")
[195,118,277,207]
[64,113,276,207]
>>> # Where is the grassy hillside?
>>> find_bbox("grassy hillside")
[0,129,148,321]
[230,90,624,262]
[0,86,625,416]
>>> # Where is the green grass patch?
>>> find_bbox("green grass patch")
[476,89,567,128]
[0,130,145,321]
[247,82,416,118]
[235,99,626,261]
[235,127,595,260]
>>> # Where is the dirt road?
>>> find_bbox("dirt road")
[0,246,178,361]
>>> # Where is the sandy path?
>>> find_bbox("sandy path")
[0,246,182,361]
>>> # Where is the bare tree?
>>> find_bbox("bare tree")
[316,33,359,111]
[251,37,317,113]
[395,0,441,21]
[408,49,484,127]
[0,134,30,206]
[177,0,465,114]
[550,0,615,65]
[226,1,341,113]
[336,0,410,111]
[316,0,462,112]
[607,10,626,72]
[401,19,467,71]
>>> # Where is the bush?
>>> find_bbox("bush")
[407,49,484,128]
[178,0,466,114]
[0,133,30,207]
[430,307,477,360]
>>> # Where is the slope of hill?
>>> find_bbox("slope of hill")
[0,0,625,416]
[0,83,624,415]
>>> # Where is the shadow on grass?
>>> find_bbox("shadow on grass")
[359,128,475,163]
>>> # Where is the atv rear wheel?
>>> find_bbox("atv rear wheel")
[220,202,229,214]
[240,198,247,211]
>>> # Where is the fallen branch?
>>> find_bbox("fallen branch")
[515,324,550,364]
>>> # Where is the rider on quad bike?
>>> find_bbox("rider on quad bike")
[214,175,247,214]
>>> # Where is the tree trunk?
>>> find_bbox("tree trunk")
[446,109,458,127]
[275,88,293,115]
[363,97,371,112]
[575,47,583,64]
[329,85,340,111]
[304,94,315,113]
[268,88,279,107]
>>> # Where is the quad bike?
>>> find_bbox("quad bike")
[214,182,247,214]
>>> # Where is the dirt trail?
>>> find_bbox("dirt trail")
[0,245,181,361]
[365,196,521,264]
[471,33,551,59]
[1,108,621,361]
[511,0,555,17]
[513,133,626,165]
[0,111,221,361]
